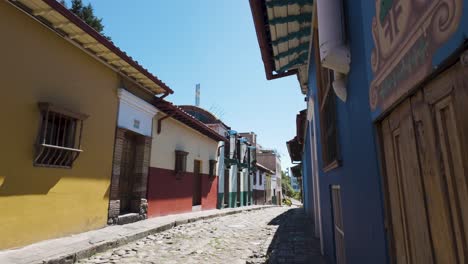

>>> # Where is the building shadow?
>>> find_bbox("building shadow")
[265,208,326,264]
[0,171,61,196]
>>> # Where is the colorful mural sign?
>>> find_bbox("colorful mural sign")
[369,0,462,112]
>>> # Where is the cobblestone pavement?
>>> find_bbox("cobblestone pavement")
[77,207,324,264]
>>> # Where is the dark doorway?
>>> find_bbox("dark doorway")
[119,132,137,214]
[237,171,241,206]
[192,160,202,206]
[248,172,251,205]
[224,168,229,207]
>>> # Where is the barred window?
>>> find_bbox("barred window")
[35,103,88,168]
[175,150,188,175]
[209,159,217,178]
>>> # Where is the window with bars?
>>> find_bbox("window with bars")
[209,159,217,179]
[175,150,189,175]
[314,29,340,171]
[34,103,88,168]
[331,185,346,264]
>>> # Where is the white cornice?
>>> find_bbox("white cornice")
[118,88,158,116]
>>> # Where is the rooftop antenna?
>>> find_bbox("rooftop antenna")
[195,84,200,107]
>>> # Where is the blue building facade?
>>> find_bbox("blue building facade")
[251,0,468,263]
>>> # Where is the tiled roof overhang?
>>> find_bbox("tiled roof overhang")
[8,0,173,95]
[256,163,275,174]
[296,109,307,143]
[178,105,231,130]
[290,163,302,178]
[154,99,228,143]
[250,0,313,93]
[286,136,303,163]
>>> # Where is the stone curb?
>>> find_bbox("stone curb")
[41,205,277,264]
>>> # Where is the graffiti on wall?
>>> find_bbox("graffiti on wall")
[369,0,462,112]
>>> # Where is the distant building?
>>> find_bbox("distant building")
[179,105,230,137]
[290,175,300,192]
[253,163,274,205]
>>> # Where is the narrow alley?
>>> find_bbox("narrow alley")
[75,207,324,264]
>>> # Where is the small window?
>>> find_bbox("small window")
[314,29,340,171]
[253,172,257,185]
[259,173,262,185]
[175,150,189,175]
[209,159,217,178]
[35,103,88,168]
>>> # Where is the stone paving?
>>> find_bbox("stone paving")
[77,207,325,264]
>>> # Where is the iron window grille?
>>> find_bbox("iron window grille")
[34,102,88,168]
[175,150,189,175]
[209,159,217,179]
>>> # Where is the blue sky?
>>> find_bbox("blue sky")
[75,1,305,170]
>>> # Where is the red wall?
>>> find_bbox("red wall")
[147,167,218,217]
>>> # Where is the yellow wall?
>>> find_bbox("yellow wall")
[151,113,218,174]
[0,2,119,249]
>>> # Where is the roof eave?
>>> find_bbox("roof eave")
[9,0,174,95]
[249,0,298,80]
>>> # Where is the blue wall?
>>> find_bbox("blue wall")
[306,0,388,263]
[302,126,314,219]
[304,0,468,263]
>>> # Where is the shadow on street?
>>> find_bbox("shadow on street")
[265,208,326,264]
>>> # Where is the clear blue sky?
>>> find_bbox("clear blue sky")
[76,1,305,170]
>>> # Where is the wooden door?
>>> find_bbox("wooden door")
[380,61,468,263]
[119,132,137,214]
[192,160,202,206]
[224,168,229,207]
[331,186,345,264]
[237,171,241,206]
[248,173,251,205]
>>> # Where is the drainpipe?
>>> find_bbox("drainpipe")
[157,113,175,134]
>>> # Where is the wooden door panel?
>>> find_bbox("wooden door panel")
[422,62,468,261]
[193,160,202,206]
[119,133,136,214]
[411,91,459,263]
[382,100,433,263]
[381,120,410,264]
[224,169,229,206]
[452,63,468,256]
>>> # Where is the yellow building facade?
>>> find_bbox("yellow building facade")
[0,1,118,249]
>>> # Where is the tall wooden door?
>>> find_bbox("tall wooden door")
[331,185,345,264]
[119,132,137,214]
[237,171,241,206]
[248,173,251,205]
[380,61,468,263]
[192,160,202,206]
[224,168,229,207]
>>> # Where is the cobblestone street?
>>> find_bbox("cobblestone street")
[76,207,324,264]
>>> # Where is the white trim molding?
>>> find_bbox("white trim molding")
[117,88,158,137]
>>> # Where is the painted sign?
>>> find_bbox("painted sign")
[369,0,462,113]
